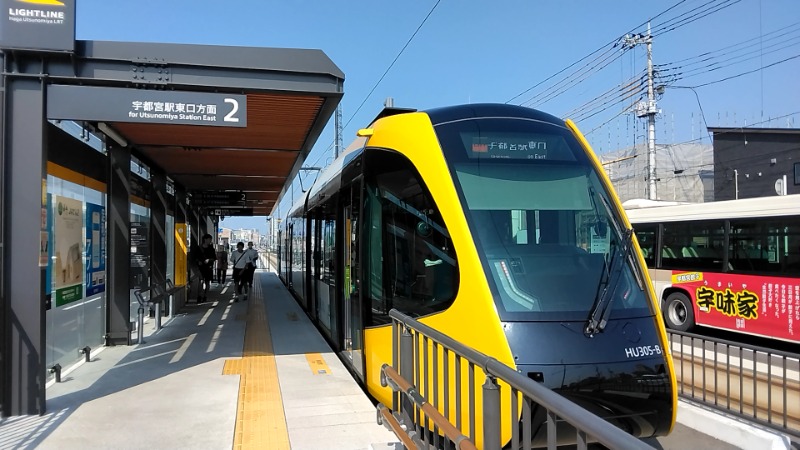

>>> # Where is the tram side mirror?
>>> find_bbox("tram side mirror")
[416,221,432,237]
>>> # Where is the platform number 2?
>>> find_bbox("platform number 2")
[224,98,240,123]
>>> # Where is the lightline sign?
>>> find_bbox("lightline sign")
[0,0,75,52]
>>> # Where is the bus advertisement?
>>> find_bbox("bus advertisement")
[625,194,800,343]
[669,271,798,341]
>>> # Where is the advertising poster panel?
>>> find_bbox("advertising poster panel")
[672,271,800,342]
[85,203,106,295]
[54,196,83,306]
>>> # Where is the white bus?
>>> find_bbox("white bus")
[625,194,800,343]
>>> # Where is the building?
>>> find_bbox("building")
[599,142,714,203]
[709,127,800,200]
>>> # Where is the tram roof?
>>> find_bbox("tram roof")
[47,40,344,216]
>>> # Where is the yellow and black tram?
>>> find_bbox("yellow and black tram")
[277,103,676,445]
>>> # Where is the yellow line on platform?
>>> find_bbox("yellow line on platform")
[305,353,332,375]
[223,278,290,450]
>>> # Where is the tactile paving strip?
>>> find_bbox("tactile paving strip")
[223,278,290,449]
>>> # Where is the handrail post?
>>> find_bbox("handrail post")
[399,324,414,426]
[137,306,145,344]
[155,300,162,331]
[134,289,146,344]
[483,375,501,450]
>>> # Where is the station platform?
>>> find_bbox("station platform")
[0,268,787,450]
[0,270,398,450]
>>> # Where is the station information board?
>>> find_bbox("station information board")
[47,85,247,127]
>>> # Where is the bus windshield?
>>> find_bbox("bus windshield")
[435,117,653,321]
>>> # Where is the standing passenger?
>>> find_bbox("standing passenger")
[242,241,259,296]
[230,242,248,301]
[216,244,229,284]
[197,234,216,302]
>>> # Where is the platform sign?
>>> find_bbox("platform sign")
[47,85,247,127]
[212,208,253,217]
[1,0,75,52]
[193,191,247,207]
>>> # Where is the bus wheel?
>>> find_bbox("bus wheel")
[664,292,694,332]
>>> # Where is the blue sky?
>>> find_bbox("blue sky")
[76,0,800,232]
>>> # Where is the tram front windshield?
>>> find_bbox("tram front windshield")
[435,117,653,322]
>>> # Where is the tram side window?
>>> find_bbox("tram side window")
[730,217,800,274]
[364,150,458,325]
[632,224,657,267]
[661,221,725,271]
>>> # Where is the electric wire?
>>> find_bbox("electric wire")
[658,21,800,67]
[688,53,800,87]
[566,72,648,121]
[668,35,800,80]
[513,0,743,125]
[342,0,442,132]
[287,1,444,208]
[563,71,646,118]
[651,0,743,37]
[505,0,691,104]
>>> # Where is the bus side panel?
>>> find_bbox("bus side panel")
[670,270,799,343]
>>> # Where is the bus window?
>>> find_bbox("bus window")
[730,217,800,275]
[633,223,657,267]
[662,221,725,271]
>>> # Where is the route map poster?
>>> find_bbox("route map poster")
[85,203,106,296]
[54,196,84,306]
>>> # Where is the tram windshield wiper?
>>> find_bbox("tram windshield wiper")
[585,227,633,337]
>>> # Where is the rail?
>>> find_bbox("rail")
[668,330,800,443]
[377,309,652,450]
[133,280,184,344]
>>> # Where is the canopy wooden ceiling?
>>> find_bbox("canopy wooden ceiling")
[111,92,326,216]
[38,40,343,218]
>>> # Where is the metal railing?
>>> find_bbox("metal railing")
[376,309,652,450]
[668,330,800,443]
[133,280,184,344]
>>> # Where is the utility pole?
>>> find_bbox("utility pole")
[625,22,658,200]
[334,104,343,159]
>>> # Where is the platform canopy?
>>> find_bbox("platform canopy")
[49,40,344,216]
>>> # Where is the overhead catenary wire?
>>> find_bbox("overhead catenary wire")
[284,1,443,212]
[342,0,442,132]
[519,45,628,108]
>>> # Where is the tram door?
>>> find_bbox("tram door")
[341,181,364,378]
